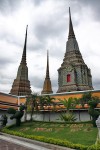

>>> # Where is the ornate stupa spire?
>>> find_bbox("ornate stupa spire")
[46,50,49,79]
[68,7,75,39]
[21,25,28,65]
[10,25,31,96]
[57,8,93,93]
[41,51,53,94]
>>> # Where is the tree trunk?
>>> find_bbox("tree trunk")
[49,111,50,122]
[24,102,27,122]
[30,108,34,121]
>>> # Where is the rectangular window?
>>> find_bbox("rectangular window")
[67,74,71,82]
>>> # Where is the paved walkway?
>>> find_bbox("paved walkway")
[0,132,75,150]
[0,139,34,150]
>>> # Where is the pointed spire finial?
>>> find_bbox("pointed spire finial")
[68,7,75,39]
[46,50,50,78]
[69,7,71,18]
[41,50,53,94]
[21,25,28,65]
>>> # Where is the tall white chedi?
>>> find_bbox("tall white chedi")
[57,8,93,93]
[10,26,31,96]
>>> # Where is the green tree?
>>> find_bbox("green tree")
[59,98,76,122]
[7,105,26,126]
[79,92,100,127]
[45,95,55,122]
[59,97,76,113]
[7,107,16,114]
[88,96,100,127]
[28,93,39,121]
[39,95,47,121]
[80,92,92,107]
[24,95,31,122]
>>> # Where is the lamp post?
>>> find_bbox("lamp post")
[96,115,100,141]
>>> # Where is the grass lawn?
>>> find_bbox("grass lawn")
[8,121,98,146]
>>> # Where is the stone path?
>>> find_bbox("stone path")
[0,139,34,150]
[0,135,50,150]
[0,132,75,150]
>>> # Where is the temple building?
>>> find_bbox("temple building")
[10,26,31,96]
[41,51,53,94]
[0,92,26,111]
[57,8,93,93]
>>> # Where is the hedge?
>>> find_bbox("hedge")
[2,128,89,150]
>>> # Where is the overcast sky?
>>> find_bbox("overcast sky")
[0,0,100,94]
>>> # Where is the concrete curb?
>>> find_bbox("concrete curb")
[0,132,75,150]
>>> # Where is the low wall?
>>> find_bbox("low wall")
[0,109,91,126]
[25,110,91,122]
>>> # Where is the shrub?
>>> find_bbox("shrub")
[7,105,26,126]
[7,107,16,114]
[88,98,100,127]
[2,128,88,150]
[87,144,100,150]
[60,113,76,122]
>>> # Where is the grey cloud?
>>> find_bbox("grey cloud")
[33,65,44,71]
[0,75,14,93]
[93,79,100,89]
[31,0,44,6]
[0,30,25,50]
[52,78,58,92]
[0,0,21,15]
[77,0,100,8]
[32,6,80,54]
[0,0,100,94]
[1,78,12,84]
[32,20,67,54]
[33,2,68,41]
[30,76,43,89]
[34,19,66,41]
[0,58,14,68]
[6,37,23,49]
[28,40,45,52]
[76,0,100,21]
[49,45,65,60]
